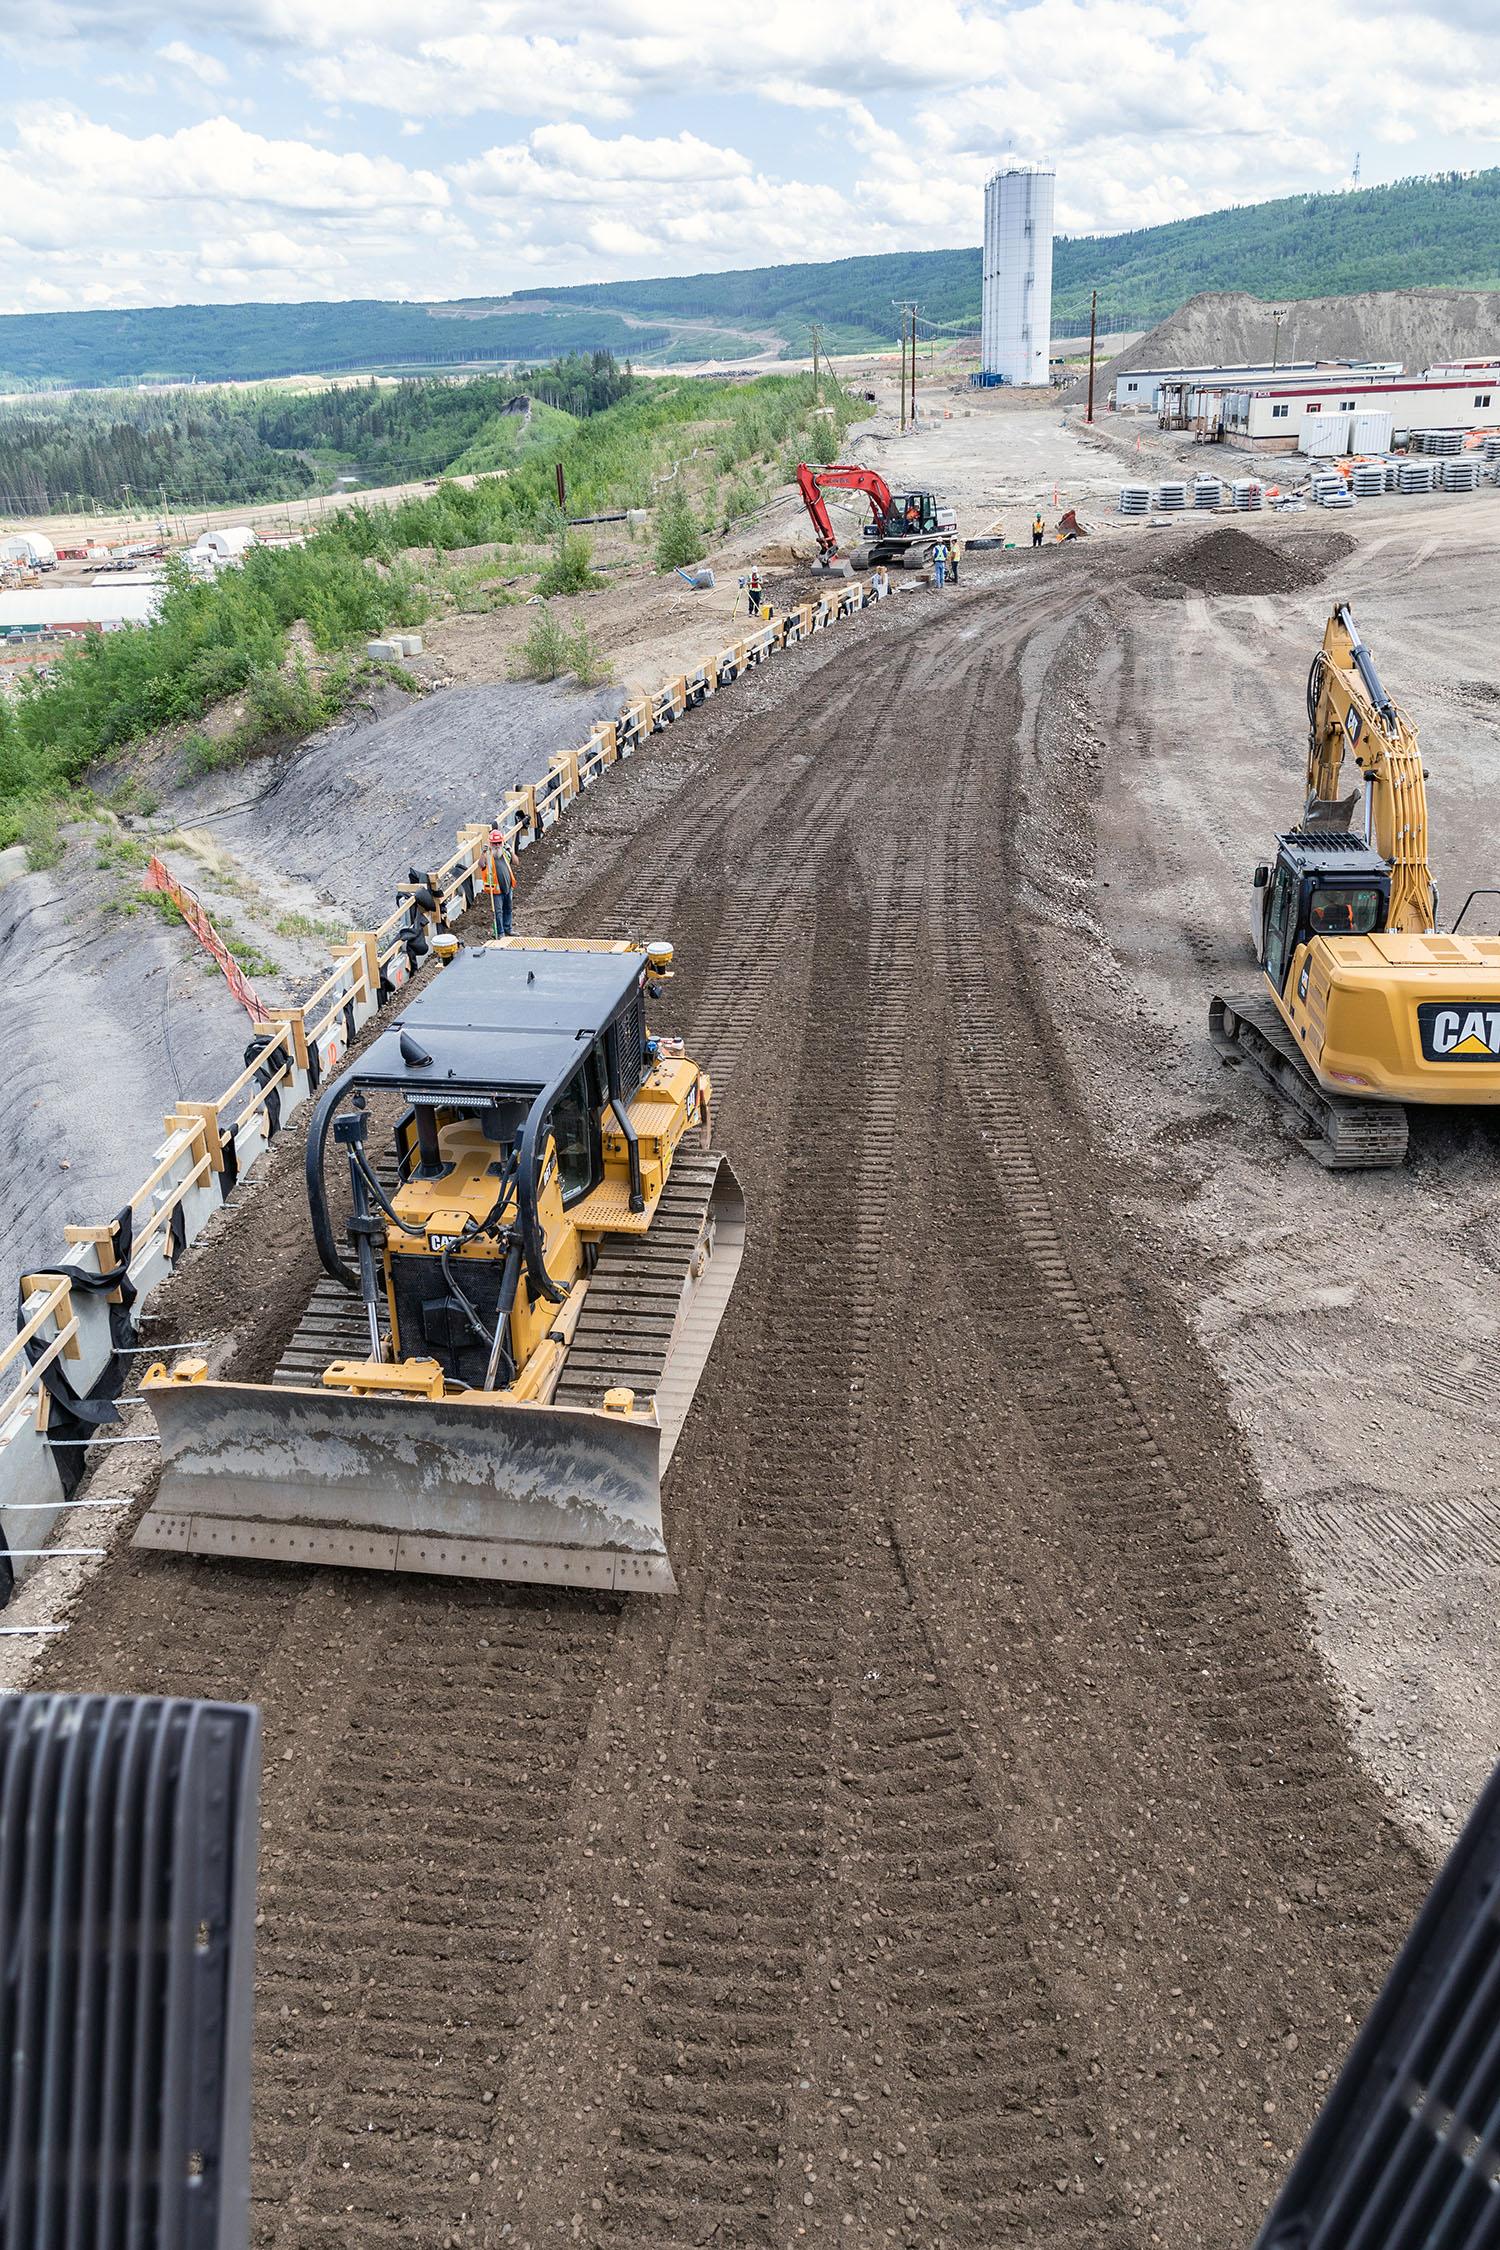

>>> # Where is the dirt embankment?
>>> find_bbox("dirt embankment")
[1101,286,1500,382]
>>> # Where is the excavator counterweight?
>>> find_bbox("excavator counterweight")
[134,940,744,1590]
[1211,604,1500,1166]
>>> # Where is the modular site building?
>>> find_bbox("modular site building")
[0,584,163,643]
[1114,360,1401,413]
[1221,369,1500,452]
[981,167,1054,386]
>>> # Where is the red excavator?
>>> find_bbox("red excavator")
[795,463,958,575]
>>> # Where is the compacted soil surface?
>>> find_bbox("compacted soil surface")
[26,540,1435,2247]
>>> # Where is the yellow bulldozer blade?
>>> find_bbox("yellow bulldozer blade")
[133,1154,744,1595]
[134,1382,673,1592]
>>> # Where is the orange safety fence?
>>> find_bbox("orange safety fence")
[144,855,269,1023]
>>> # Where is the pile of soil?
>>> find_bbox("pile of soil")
[1160,525,1355,598]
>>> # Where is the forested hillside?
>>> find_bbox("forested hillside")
[0,354,634,515]
[4,168,1499,388]
[0,301,666,389]
[515,168,1500,344]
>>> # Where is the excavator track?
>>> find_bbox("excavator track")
[1210,989,1410,1169]
[553,1148,743,1464]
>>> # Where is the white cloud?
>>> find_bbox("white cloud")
[5,0,1500,313]
[157,39,230,87]
[0,107,452,311]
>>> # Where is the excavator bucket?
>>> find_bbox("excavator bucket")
[812,555,856,579]
[135,1382,673,1592]
[134,1153,745,1596]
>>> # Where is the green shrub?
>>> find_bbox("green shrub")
[564,625,613,688]
[535,531,603,597]
[510,611,571,681]
[18,799,63,869]
[654,486,706,571]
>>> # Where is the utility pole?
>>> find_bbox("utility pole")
[897,302,920,429]
[1086,288,1098,425]
[809,322,822,406]
[1271,307,1287,371]
[896,305,908,433]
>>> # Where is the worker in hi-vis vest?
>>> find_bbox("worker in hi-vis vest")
[485,824,517,937]
[1032,514,1045,548]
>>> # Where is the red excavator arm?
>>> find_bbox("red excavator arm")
[795,463,894,559]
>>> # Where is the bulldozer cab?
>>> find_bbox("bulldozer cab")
[1256,832,1391,995]
[305,943,653,1377]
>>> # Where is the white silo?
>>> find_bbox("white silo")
[981,167,1055,386]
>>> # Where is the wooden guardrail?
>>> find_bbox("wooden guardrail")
[0,570,891,1608]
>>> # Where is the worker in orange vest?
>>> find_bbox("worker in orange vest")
[484,824,517,937]
[1032,513,1045,547]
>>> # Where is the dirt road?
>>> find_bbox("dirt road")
[28,548,1429,2246]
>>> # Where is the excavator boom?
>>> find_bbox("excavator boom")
[794,462,957,572]
[1305,603,1434,931]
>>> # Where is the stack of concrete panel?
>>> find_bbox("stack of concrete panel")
[1351,464,1385,499]
[1440,458,1480,491]
[1484,434,1500,463]
[1398,460,1436,493]
[1193,476,1223,509]
[1231,479,1264,511]
[1383,459,1400,490]
[1153,480,1187,512]
[1118,484,1150,516]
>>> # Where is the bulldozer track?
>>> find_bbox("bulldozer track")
[552,1149,731,1414]
[28,580,1427,2249]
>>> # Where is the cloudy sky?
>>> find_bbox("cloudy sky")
[0,0,1492,315]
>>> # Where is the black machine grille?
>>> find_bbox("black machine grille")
[610,994,646,1102]
[1283,829,1375,853]
[0,1694,261,2250]
[1256,1761,1500,2249]
[389,1249,508,1386]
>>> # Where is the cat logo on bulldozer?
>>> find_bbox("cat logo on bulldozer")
[1419,1002,1500,1062]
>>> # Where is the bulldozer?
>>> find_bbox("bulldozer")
[134,938,744,1592]
[1211,604,1500,1167]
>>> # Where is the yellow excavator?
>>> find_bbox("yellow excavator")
[134,938,743,1591]
[1211,603,1500,1166]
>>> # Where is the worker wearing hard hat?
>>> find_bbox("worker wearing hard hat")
[1032,514,1045,548]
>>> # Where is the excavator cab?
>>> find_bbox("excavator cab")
[1253,832,1391,996]
[883,491,942,536]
